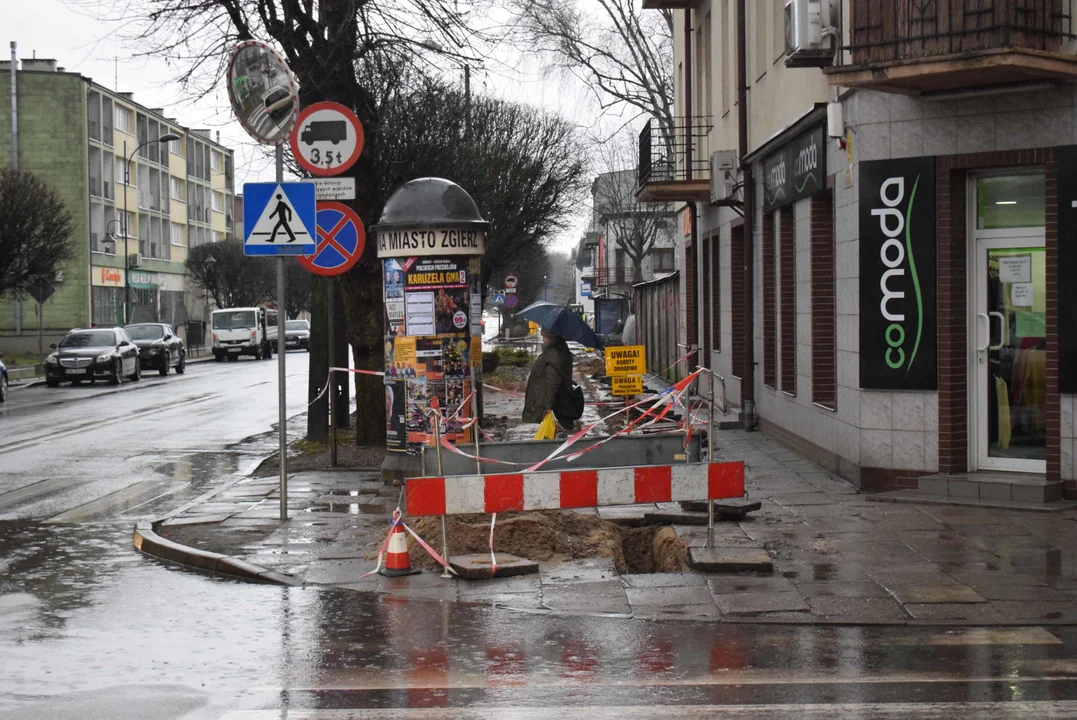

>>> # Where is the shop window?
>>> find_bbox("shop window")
[976,174,1045,229]
[92,286,123,326]
[779,206,796,396]
[762,211,776,388]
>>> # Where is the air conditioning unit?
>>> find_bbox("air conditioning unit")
[54,270,64,283]
[129,252,143,268]
[784,0,836,68]
[709,150,738,204]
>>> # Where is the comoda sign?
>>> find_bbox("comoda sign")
[859,158,937,390]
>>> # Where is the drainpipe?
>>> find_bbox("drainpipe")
[684,10,692,181]
[737,0,756,430]
[10,42,22,335]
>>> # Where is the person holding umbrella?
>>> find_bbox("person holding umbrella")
[523,328,575,428]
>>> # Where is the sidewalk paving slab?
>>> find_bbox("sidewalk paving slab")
[135,427,1077,626]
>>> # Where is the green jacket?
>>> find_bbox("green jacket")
[522,338,573,423]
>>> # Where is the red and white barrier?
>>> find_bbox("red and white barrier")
[405,461,744,517]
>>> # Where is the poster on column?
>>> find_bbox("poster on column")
[382,259,405,332]
[385,380,407,452]
[859,157,938,390]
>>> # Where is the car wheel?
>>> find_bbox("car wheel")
[130,358,141,382]
[0,374,7,402]
[46,377,60,388]
[215,353,224,363]
[175,351,186,374]
[109,359,121,385]
[264,342,272,360]
[159,351,170,376]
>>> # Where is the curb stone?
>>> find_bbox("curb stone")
[133,521,304,586]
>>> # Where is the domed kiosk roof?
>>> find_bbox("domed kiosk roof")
[373,177,488,231]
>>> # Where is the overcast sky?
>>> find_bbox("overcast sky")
[6,0,622,252]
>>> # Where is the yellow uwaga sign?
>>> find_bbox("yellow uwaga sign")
[605,345,646,377]
[611,375,643,396]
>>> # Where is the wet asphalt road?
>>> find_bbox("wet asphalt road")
[4,358,1077,717]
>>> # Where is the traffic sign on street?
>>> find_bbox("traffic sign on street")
[314,176,356,201]
[505,274,518,288]
[243,182,317,256]
[27,278,55,304]
[226,41,299,146]
[504,294,519,310]
[291,101,364,177]
[298,202,366,276]
[492,292,505,306]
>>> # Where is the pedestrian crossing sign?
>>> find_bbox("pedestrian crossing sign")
[243,182,317,256]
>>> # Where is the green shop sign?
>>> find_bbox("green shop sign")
[762,124,826,212]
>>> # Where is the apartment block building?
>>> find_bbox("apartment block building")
[0,56,235,353]
[638,0,1077,502]
[576,170,678,334]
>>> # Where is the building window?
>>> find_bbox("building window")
[117,210,133,238]
[116,157,131,186]
[88,146,103,198]
[169,135,184,157]
[652,248,675,272]
[213,230,225,244]
[710,234,720,354]
[88,91,101,141]
[114,105,132,134]
[212,191,224,212]
[779,206,796,396]
[702,238,713,369]
[93,286,124,326]
[102,151,114,200]
[171,222,185,246]
[730,224,746,378]
[811,190,836,410]
[170,177,186,201]
[102,97,113,147]
[211,151,223,173]
[762,211,777,388]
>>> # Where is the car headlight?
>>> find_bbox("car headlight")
[97,353,114,363]
[46,355,58,365]
[212,333,219,347]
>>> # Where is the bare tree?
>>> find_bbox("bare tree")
[508,0,674,139]
[592,139,675,282]
[0,169,75,298]
[186,240,275,308]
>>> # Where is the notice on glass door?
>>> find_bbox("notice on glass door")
[998,255,1032,284]
[1011,282,1034,307]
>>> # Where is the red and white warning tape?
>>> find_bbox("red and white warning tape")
[359,508,457,579]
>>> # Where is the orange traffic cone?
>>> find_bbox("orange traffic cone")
[380,521,419,577]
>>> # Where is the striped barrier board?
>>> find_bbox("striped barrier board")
[405,461,744,517]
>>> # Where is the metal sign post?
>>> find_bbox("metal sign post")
[275,146,289,521]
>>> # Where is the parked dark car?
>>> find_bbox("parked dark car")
[0,352,8,403]
[45,328,141,387]
[126,323,186,376]
[283,319,310,351]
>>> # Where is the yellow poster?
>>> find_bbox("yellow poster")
[611,375,643,396]
[470,336,482,367]
[395,336,417,368]
[605,345,646,377]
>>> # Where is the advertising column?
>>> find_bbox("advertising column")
[379,230,486,456]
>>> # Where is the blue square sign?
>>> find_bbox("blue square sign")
[243,182,317,256]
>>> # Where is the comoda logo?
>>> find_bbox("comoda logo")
[859,158,937,391]
[871,174,923,372]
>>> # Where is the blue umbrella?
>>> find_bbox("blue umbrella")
[516,301,604,349]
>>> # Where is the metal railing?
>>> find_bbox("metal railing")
[841,0,1074,66]
[593,267,638,287]
[637,116,713,189]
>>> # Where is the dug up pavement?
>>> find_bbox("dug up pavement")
[138,370,1077,626]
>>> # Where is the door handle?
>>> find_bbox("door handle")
[989,311,1006,351]
[976,312,990,352]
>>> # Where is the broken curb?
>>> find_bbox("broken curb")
[133,521,304,586]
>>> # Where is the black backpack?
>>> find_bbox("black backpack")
[553,363,585,427]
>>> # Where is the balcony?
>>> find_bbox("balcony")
[637,116,712,203]
[826,0,1077,94]
[593,267,638,288]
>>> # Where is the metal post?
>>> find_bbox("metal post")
[469,363,482,475]
[123,140,130,325]
[276,144,288,521]
[11,44,20,335]
[328,278,337,468]
[433,409,451,578]
[37,301,43,364]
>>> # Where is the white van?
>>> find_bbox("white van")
[211,306,278,362]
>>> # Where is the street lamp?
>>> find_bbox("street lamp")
[120,132,180,324]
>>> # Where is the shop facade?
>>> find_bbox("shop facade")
[690,88,1076,497]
